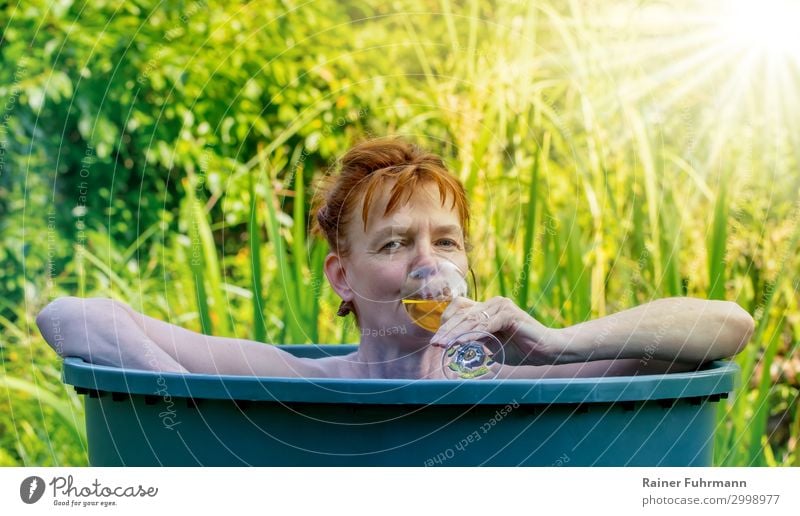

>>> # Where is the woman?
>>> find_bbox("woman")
[36,136,754,379]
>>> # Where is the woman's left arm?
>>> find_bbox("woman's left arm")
[432,296,755,366]
[552,297,754,365]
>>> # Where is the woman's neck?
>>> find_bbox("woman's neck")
[354,332,441,379]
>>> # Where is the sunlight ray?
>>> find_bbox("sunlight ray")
[703,52,762,171]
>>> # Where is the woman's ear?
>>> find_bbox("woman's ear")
[323,253,354,303]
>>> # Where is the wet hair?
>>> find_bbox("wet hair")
[312,136,471,317]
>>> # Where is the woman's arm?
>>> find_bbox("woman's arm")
[36,297,189,372]
[36,296,325,377]
[552,297,755,365]
[433,295,755,368]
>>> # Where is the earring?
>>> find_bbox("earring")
[336,299,354,317]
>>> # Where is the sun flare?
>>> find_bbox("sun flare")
[719,0,800,59]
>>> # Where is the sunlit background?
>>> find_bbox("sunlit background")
[1,0,798,466]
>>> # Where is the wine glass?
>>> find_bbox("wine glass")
[401,261,504,379]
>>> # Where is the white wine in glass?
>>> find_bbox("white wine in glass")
[401,298,450,333]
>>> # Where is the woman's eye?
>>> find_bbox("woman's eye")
[381,240,402,251]
[437,239,458,248]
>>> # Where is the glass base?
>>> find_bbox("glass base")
[441,330,504,380]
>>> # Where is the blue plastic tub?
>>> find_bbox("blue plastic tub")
[61,344,738,466]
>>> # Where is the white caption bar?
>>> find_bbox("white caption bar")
[2,467,797,515]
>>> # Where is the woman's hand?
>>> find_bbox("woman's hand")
[430,296,565,366]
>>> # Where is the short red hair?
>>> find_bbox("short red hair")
[312,136,470,257]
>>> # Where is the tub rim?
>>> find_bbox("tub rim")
[61,345,738,406]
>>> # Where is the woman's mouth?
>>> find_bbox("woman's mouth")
[400,261,467,300]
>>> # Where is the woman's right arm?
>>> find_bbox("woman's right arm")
[36,297,189,372]
[36,297,324,377]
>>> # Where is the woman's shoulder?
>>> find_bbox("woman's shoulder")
[306,351,364,378]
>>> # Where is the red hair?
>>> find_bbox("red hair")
[312,136,470,257]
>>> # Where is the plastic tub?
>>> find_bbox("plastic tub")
[61,345,738,466]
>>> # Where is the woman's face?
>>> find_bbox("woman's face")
[333,181,469,338]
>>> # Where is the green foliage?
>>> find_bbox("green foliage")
[1,0,798,466]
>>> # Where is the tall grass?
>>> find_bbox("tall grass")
[708,168,730,301]
[248,162,267,343]
[716,203,800,466]
[183,173,229,336]
[0,304,87,465]
[256,144,311,344]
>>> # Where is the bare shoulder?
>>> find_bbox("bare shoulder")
[304,351,362,378]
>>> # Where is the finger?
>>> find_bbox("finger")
[440,300,491,331]
[444,322,483,345]
[432,314,478,346]
[431,317,480,347]
[433,298,474,342]
[434,304,496,346]
[472,298,523,336]
[433,298,515,348]
[432,315,479,347]
[439,296,474,323]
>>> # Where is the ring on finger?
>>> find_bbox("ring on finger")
[480,310,490,321]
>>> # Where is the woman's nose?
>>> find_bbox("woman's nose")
[409,264,438,280]
[409,240,446,279]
